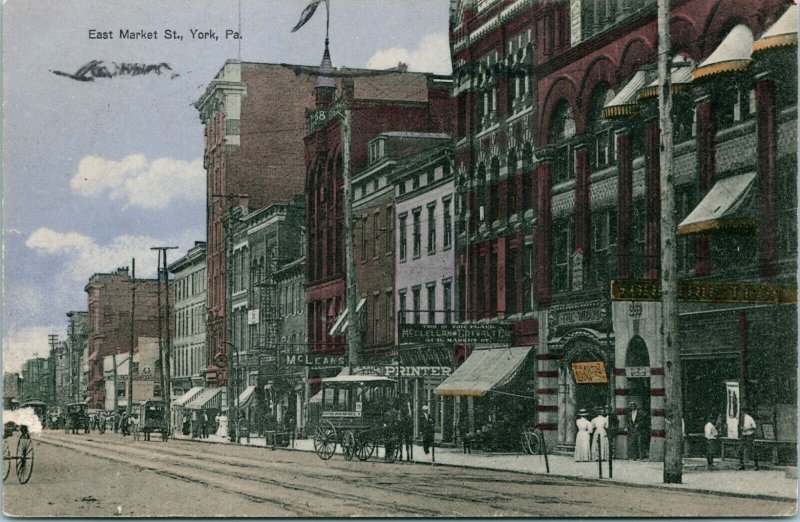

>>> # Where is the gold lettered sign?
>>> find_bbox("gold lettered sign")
[572,361,608,384]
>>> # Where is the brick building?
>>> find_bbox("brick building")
[84,267,161,410]
[66,311,89,403]
[20,357,52,406]
[196,60,318,387]
[447,0,796,458]
[304,44,453,391]
[169,242,208,400]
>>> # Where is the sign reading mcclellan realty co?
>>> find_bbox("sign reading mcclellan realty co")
[398,323,511,344]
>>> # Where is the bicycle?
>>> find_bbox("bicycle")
[520,427,543,455]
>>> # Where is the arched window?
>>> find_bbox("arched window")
[522,143,535,212]
[489,157,500,222]
[549,101,576,183]
[588,83,616,170]
[476,163,487,223]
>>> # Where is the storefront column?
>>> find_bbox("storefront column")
[694,93,715,276]
[643,117,660,280]
[755,77,778,278]
[649,367,666,462]
[535,149,553,308]
[535,350,561,446]
[615,127,633,279]
[613,366,629,457]
[565,369,576,445]
[573,139,592,267]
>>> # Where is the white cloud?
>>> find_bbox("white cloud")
[366,33,452,75]
[70,154,204,209]
[3,325,62,374]
[25,227,202,282]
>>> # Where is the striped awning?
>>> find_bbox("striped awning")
[602,70,652,120]
[172,386,203,407]
[328,298,366,337]
[184,387,223,410]
[638,56,695,99]
[693,24,754,81]
[435,346,532,397]
[237,385,256,408]
[677,172,757,235]
[753,4,797,55]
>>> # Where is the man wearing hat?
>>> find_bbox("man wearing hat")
[626,401,647,460]
[574,409,592,461]
[420,404,435,455]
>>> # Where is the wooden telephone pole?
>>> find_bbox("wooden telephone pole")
[658,0,683,484]
[342,107,361,369]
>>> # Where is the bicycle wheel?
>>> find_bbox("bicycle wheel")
[16,433,34,484]
[342,430,356,461]
[3,439,10,481]
[528,432,541,456]
[520,431,532,455]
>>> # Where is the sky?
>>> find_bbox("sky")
[2,0,453,373]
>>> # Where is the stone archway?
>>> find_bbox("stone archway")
[556,334,612,448]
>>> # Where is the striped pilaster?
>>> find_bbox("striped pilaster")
[613,367,628,455]
[648,367,666,460]
[535,353,561,439]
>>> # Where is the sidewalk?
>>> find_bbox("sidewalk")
[173,433,797,502]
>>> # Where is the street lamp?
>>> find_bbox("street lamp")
[220,340,239,441]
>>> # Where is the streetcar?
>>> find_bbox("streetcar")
[312,374,402,463]
[134,400,167,440]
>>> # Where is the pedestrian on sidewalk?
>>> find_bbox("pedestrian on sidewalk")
[421,405,435,456]
[626,402,647,461]
[574,409,592,462]
[738,411,759,470]
[591,407,609,461]
[401,400,413,461]
[201,411,209,439]
[131,414,140,442]
[704,414,719,469]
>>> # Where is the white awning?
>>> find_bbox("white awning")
[693,24,754,81]
[184,387,224,410]
[172,386,204,407]
[638,55,695,99]
[753,4,797,54]
[328,298,366,337]
[237,385,256,408]
[677,172,757,235]
[435,346,532,397]
[602,69,652,120]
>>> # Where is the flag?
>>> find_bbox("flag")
[291,0,324,33]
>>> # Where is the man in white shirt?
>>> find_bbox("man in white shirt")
[704,414,719,469]
[738,411,759,470]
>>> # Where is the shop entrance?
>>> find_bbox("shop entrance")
[558,337,611,447]
[625,336,651,416]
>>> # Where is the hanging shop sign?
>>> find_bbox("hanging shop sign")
[352,366,452,378]
[572,361,608,384]
[626,366,650,378]
[247,309,260,325]
[398,323,510,344]
[284,354,347,368]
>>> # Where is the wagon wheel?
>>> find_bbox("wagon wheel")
[16,432,33,484]
[520,430,532,455]
[3,439,10,481]
[341,430,356,461]
[355,433,376,461]
[313,422,337,460]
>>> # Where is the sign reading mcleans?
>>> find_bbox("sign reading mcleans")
[284,354,347,367]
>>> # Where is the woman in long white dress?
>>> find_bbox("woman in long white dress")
[574,409,592,462]
[215,414,229,438]
[591,408,609,461]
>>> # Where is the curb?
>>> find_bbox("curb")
[169,435,797,503]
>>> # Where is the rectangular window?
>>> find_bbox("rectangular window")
[412,208,422,257]
[552,221,571,293]
[442,279,452,324]
[398,290,407,325]
[373,293,380,344]
[426,283,436,324]
[427,203,437,254]
[412,286,421,324]
[399,214,408,261]
[523,242,533,313]
[360,216,368,262]
[385,206,393,253]
[386,290,394,342]
[443,198,452,249]
[412,176,420,190]
[373,211,379,257]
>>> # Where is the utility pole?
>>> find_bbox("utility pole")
[152,246,178,437]
[127,258,136,418]
[48,334,58,406]
[67,313,76,402]
[657,0,683,484]
[342,107,361,369]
